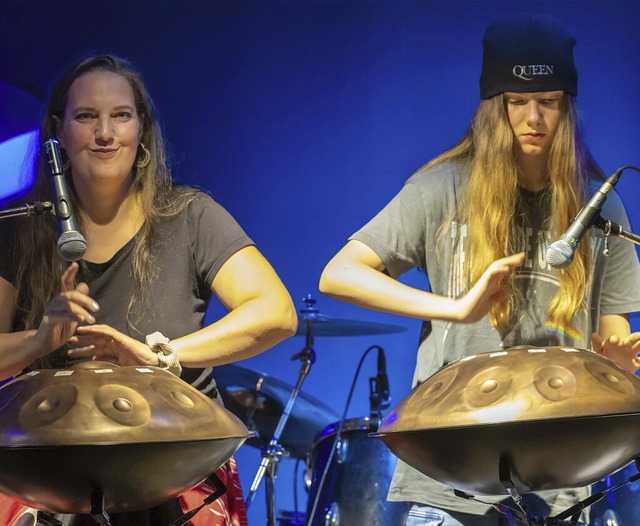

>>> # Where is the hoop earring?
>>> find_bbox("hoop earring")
[61,148,71,171]
[136,142,151,168]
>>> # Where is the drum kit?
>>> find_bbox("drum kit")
[215,295,408,526]
[1,297,640,526]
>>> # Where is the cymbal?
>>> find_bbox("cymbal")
[0,361,251,513]
[374,346,640,495]
[296,310,407,337]
[212,364,340,458]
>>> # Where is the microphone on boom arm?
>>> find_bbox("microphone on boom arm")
[545,168,624,269]
[43,139,87,261]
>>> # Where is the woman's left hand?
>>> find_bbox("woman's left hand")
[69,324,160,367]
[591,331,640,372]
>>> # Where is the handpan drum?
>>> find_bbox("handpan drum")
[0,361,252,514]
[373,346,640,496]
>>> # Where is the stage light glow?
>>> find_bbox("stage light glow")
[0,130,37,201]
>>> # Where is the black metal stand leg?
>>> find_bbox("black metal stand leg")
[245,296,318,526]
[265,460,277,526]
[89,490,110,526]
[34,512,63,526]
[498,456,538,526]
[497,456,583,526]
[245,355,314,521]
[168,472,228,526]
[13,508,61,526]
[455,454,638,526]
[553,457,640,525]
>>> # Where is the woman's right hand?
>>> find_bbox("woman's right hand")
[454,252,525,323]
[35,262,99,354]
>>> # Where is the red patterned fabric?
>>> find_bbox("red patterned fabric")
[0,493,33,526]
[178,456,249,526]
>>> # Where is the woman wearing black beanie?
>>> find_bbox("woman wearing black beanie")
[320,14,640,526]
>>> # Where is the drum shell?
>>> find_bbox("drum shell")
[305,417,407,526]
[590,461,640,525]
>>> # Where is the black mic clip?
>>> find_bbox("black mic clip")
[593,215,640,254]
[369,346,391,421]
[0,201,54,220]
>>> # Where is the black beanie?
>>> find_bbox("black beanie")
[480,14,578,99]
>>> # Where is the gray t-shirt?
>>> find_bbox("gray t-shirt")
[351,160,640,517]
[0,190,253,388]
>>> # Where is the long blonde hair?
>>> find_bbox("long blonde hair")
[426,95,595,329]
[12,55,196,336]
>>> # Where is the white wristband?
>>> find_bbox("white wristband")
[145,331,182,377]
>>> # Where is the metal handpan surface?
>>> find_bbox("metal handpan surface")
[0,362,252,513]
[374,346,640,495]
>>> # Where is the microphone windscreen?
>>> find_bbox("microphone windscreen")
[545,239,573,269]
[57,231,87,261]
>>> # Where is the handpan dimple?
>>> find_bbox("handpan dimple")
[168,390,196,409]
[584,360,636,396]
[95,384,150,426]
[19,384,78,427]
[464,366,512,407]
[420,367,459,406]
[534,365,576,401]
[151,377,204,416]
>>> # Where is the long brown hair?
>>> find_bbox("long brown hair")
[12,55,196,333]
[426,95,596,328]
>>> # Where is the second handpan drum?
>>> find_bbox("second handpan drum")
[374,346,640,495]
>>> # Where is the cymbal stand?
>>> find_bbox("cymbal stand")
[245,296,318,526]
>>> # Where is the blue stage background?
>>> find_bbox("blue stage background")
[1,1,639,524]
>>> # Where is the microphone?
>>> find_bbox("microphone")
[43,139,87,261]
[370,346,390,414]
[377,347,390,408]
[545,169,622,269]
[369,346,390,419]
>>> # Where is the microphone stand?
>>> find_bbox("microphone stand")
[244,295,317,526]
[0,201,53,219]
[594,215,640,248]
[592,165,640,249]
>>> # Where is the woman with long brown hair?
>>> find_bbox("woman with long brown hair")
[320,14,640,526]
[0,54,297,525]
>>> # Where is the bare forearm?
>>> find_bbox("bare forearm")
[0,330,45,379]
[320,244,523,325]
[319,260,459,322]
[171,296,298,367]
